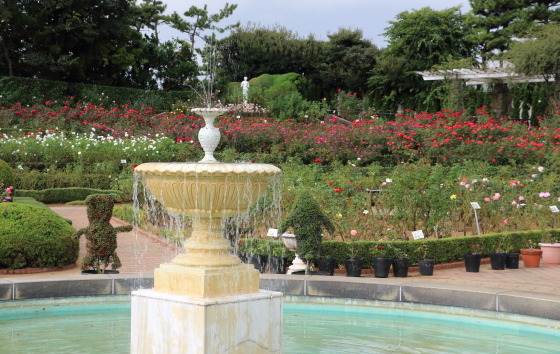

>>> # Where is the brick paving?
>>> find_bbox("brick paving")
[3,205,559,297]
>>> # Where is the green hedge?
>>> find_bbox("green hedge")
[240,230,560,269]
[13,196,72,225]
[0,76,192,111]
[13,171,113,190]
[15,188,121,204]
[0,203,79,269]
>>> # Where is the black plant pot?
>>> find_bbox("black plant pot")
[345,258,363,277]
[373,257,392,278]
[464,253,482,272]
[270,256,288,274]
[392,258,410,278]
[291,270,331,276]
[489,251,507,270]
[250,254,268,273]
[81,269,119,275]
[418,259,435,276]
[237,252,247,263]
[318,258,336,276]
[505,253,520,269]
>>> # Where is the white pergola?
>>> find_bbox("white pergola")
[415,68,555,85]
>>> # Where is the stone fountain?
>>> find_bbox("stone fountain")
[131,108,282,353]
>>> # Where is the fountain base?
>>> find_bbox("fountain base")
[131,289,282,354]
[154,263,260,298]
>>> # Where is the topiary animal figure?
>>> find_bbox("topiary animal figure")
[278,191,334,275]
[74,194,132,273]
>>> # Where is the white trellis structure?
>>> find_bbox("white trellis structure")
[415,68,555,85]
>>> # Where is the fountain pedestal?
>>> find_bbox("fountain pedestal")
[131,289,282,354]
[131,118,283,354]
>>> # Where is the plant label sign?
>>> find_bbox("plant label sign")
[267,228,278,237]
[121,159,127,164]
[550,206,559,213]
[470,202,481,210]
[386,178,393,183]
[412,230,425,240]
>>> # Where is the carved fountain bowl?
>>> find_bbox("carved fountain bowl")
[135,163,281,218]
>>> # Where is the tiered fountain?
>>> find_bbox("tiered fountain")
[131,108,282,353]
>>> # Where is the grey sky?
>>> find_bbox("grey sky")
[156,0,471,48]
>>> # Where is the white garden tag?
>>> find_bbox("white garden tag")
[470,202,481,209]
[267,228,278,237]
[550,206,559,213]
[412,230,424,240]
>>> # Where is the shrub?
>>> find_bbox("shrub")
[13,171,113,190]
[278,191,334,274]
[13,197,72,224]
[15,188,122,203]
[0,203,79,269]
[0,159,14,187]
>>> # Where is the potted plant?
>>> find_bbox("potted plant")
[74,194,133,274]
[345,240,364,277]
[270,242,289,274]
[503,238,520,269]
[489,237,507,270]
[249,241,269,274]
[372,245,392,278]
[464,244,483,272]
[278,191,334,275]
[318,257,336,276]
[417,243,435,276]
[538,234,560,265]
[520,239,542,267]
[391,245,410,278]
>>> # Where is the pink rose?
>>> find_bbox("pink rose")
[484,198,490,202]
[350,230,357,236]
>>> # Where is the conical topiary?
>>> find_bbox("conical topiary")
[278,191,334,274]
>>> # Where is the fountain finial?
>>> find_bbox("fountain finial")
[192,107,228,163]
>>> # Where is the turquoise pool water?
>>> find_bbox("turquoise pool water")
[1,299,559,353]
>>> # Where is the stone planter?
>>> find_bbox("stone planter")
[539,243,560,265]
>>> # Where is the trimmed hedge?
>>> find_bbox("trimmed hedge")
[15,188,121,204]
[13,171,113,191]
[0,76,193,111]
[0,203,79,269]
[240,229,560,269]
[13,196,72,225]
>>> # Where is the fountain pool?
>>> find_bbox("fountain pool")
[2,296,559,354]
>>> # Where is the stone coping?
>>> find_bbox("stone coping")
[1,274,560,322]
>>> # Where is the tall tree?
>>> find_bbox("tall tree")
[507,23,560,110]
[368,6,474,113]
[318,28,381,97]
[218,24,324,82]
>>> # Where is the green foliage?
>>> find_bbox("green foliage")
[15,188,122,204]
[0,159,14,187]
[238,238,294,262]
[245,229,560,269]
[0,76,193,111]
[369,6,474,112]
[0,203,78,269]
[507,23,560,109]
[13,171,113,191]
[13,196,72,225]
[74,194,132,273]
[278,191,335,273]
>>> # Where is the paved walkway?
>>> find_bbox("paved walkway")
[3,205,559,296]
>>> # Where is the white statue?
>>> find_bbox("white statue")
[241,77,250,104]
